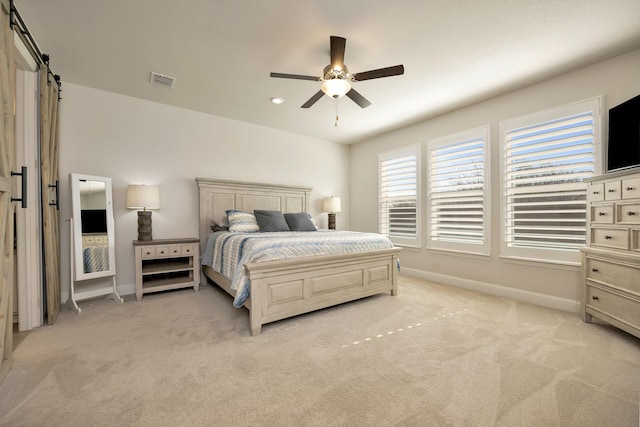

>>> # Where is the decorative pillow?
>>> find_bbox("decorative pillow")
[284,212,317,231]
[226,210,259,233]
[254,210,291,232]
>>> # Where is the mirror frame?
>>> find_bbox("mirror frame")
[70,173,116,281]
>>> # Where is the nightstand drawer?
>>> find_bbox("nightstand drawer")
[617,203,640,225]
[586,284,640,329]
[181,245,195,255]
[169,245,182,256]
[155,246,170,257]
[586,257,640,294]
[590,204,614,223]
[141,247,157,258]
[590,227,628,250]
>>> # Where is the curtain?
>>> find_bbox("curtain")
[40,68,60,325]
[0,0,16,382]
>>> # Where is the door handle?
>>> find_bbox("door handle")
[11,166,27,208]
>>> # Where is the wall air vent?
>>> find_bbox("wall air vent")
[150,72,177,88]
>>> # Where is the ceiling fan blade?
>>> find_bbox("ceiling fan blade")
[352,65,405,81]
[270,72,320,81]
[330,36,346,70]
[346,88,371,109]
[301,90,325,108]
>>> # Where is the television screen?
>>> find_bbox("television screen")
[81,209,107,234]
[607,94,640,172]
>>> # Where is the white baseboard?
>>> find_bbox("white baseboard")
[400,267,581,313]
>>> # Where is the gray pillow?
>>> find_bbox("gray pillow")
[284,212,317,231]
[254,210,291,232]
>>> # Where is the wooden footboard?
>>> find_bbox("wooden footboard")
[203,248,400,335]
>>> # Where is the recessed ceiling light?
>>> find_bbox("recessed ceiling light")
[270,97,284,104]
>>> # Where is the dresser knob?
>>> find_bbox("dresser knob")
[604,235,612,239]
[591,268,598,272]
[598,212,606,216]
[627,187,634,191]
[593,191,599,195]
[592,296,599,301]
[627,211,637,216]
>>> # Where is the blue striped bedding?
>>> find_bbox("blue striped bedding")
[202,230,395,307]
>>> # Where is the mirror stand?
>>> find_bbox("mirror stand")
[69,173,123,312]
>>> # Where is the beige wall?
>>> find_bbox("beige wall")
[59,84,349,300]
[349,49,640,310]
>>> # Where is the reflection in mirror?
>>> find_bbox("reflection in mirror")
[78,179,109,273]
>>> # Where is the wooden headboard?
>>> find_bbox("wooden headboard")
[195,177,312,249]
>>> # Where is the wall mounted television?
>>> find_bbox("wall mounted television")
[80,209,107,234]
[607,93,640,172]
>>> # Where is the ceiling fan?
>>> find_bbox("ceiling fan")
[270,36,404,109]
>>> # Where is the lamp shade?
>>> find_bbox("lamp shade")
[126,185,160,210]
[323,196,341,213]
[321,79,351,98]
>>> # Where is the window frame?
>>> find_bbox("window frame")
[499,97,603,265]
[426,126,491,256]
[378,144,421,248]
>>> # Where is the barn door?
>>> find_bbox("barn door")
[0,0,16,383]
[40,68,60,324]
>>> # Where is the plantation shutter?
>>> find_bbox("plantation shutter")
[379,145,419,247]
[504,109,596,255]
[430,136,485,243]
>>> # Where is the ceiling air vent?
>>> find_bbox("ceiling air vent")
[150,72,177,88]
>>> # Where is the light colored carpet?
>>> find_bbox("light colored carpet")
[0,276,638,427]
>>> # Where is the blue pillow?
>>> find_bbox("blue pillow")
[254,210,291,232]
[284,212,317,231]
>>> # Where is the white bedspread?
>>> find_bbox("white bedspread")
[202,230,395,307]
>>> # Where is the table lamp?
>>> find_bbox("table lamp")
[126,184,160,241]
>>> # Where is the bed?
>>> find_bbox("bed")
[196,177,401,335]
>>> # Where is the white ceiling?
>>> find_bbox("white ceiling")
[15,0,640,144]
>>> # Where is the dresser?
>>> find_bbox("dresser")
[582,168,640,338]
[133,238,200,301]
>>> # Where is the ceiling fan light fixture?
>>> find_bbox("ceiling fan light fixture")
[321,78,351,98]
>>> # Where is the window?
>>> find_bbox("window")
[427,126,490,255]
[500,98,602,264]
[379,144,420,247]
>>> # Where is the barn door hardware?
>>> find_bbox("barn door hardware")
[49,180,59,210]
[11,166,27,208]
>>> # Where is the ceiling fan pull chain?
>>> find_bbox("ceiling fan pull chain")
[335,97,339,127]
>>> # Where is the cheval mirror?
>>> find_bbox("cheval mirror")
[69,173,122,312]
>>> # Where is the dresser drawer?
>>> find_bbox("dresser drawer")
[616,202,640,225]
[605,181,622,201]
[590,227,628,250]
[585,257,640,294]
[587,182,605,203]
[590,204,614,223]
[168,245,182,256]
[622,176,640,199]
[632,229,640,252]
[586,284,640,330]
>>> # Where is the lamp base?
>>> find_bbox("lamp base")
[137,211,153,241]
[328,213,336,230]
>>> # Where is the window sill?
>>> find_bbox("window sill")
[499,255,582,271]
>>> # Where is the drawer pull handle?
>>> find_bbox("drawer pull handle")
[627,211,637,216]
[627,187,634,191]
[145,251,151,255]
[598,212,606,216]
[591,268,598,272]
[592,296,599,301]
[604,235,612,239]
[608,189,616,193]
[592,191,599,195]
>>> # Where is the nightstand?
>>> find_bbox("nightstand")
[133,238,200,301]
